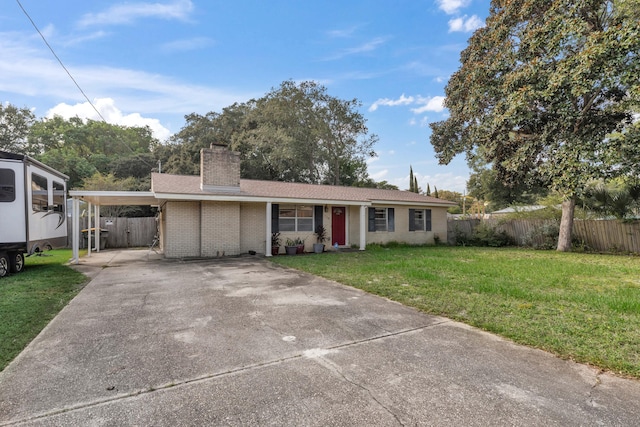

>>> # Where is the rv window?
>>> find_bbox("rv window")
[32,173,48,212]
[53,181,65,213]
[0,169,15,202]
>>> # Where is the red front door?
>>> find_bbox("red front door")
[331,206,346,246]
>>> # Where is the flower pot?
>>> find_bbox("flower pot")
[296,244,305,254]
[271,246,280,256]
[285,246,298,255]
[313,243,325,253]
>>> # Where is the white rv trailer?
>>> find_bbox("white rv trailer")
[0,151,68,277]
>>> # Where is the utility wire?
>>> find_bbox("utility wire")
[16,0,107,122]
[16,0,157,170]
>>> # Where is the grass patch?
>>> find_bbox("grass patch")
[271,246,640,378]
[0,249,88,371]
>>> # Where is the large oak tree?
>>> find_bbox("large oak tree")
[0,103,35,153]
[161,81,378,186]
[430,0,639,251]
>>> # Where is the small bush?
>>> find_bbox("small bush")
[470,223,513,247]
[522,222,559,250]
[453,224,473,246]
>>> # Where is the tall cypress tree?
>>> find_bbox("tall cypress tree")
[409,166,415,192]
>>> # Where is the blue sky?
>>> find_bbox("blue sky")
[1,0,489,192]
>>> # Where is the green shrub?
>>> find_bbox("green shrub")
[470,223,513,247]
[522,222,559,250]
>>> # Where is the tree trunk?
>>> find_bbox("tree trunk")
[557,198,575,252]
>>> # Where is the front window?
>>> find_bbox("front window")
[409,209,432,231]
[279,205,313,232]
[413,209,425,230]
[374,208,388,232]
[32,173,48,212]
[0,169,15,202]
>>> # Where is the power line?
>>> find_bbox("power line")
[16,0,156,170]
[16,0,107,122]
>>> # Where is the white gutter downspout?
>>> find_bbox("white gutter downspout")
[359,205,367,251]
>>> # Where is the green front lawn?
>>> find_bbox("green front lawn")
[0,249,88,371]
[271,246,640,378]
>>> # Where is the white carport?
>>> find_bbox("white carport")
[68,191,157,264]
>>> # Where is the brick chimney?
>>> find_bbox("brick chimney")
[200,143,241,192]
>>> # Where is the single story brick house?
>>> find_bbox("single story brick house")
[152,145,455,258]
[70,144,455,259]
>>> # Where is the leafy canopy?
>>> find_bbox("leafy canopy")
[159,81,378,186]
[431,0,639,194]
[0,103,35,153]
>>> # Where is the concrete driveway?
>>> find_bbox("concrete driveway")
[1,250,639,426]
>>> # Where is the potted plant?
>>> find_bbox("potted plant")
[285,238,298,255]
[271,232,281,256]
[295,237,305,254]
[313,225,327,253]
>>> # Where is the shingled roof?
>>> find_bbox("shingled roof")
[152,173,455,206]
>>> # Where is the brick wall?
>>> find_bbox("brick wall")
[164,201,201,258]
[363,205,449,245]
[240,202,266,254]
[201,201,240,256]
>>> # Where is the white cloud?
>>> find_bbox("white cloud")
[0,32,257,117]
[323,37,388,61]
[77,0,194,27]
[448,15,484,32]
[47,98,172,141]
[161,37,214,52]
[369,169,389,181]
[326,25,361,38]
[63,31,110,46]
[411,96,446,113]
[369,94,414,112]
[436,0,471,15]
[419,172,468,193]
[369,94,446,115]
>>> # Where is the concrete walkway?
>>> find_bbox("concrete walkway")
[1,249,639,426]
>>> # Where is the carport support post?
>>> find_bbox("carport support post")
[71,197,80,264]
[266,202,272,257]
[95,204,100,253]
[359,205,366,250]
[87,202,92,258]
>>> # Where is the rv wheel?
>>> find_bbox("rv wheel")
[10,252,25,274]
[0,253,9,278]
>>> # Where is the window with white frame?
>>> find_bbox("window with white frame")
[375,208,388,231]
[368,207,395,232]
[279,204,313,232]
[409,209,432,231]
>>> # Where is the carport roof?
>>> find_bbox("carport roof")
[68,190,157,206]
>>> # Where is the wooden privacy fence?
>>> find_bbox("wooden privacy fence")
[67,217,157,249]
[448,218,640,253]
